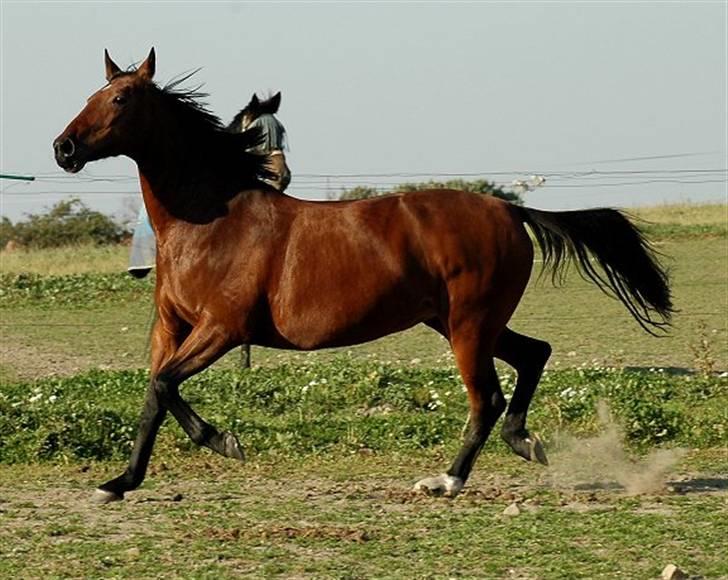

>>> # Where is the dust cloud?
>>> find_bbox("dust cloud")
[548,401,687,495]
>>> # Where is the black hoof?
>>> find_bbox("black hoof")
[503,430,549,465]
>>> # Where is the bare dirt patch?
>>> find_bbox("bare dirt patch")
[0,337,92,380]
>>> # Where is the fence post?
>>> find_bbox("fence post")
[240,344,251,369]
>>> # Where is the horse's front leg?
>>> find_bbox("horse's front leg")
[95,317,182,503]
[95,316,242,503]
[149,316,245,461]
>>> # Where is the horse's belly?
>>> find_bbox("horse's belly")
[270,289,437,350]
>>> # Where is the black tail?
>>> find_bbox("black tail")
[518,206,674,335]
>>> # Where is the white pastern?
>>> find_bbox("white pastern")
[413,473,464,498]
[92,488,123,504]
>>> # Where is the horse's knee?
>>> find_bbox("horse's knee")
[151,374,173,401]
[491,390,507,417]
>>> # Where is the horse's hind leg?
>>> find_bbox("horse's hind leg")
[415,314,506,497]
[495,327,551,465]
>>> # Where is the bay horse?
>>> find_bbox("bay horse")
[53,49,673,503]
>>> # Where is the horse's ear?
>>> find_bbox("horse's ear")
[137,47,156,80]
[269,92,281,113]
[104,49,122,81]
[250,93,260,109]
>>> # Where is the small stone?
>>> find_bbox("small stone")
[502,502,521,517]
[124,547,141,559]
[661,564,688,580]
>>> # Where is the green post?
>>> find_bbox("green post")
[0,174,35,181]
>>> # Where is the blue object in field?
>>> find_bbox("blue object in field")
[128,205,156,275]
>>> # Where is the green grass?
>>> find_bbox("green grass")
[630,202,726,225]
[0,243,129,275]
[0,363,726,464]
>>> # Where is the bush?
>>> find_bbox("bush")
[0,198,129,249]
[338,179,522,204]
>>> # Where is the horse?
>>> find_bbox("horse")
[227,91,282,133]
[227,91,290,192]
[53,49,673,503]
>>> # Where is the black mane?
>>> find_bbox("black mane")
[147,73,271,183]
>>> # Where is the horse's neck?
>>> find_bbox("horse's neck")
[134,129,244,235]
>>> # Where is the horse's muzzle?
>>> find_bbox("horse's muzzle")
[53,135,86,173]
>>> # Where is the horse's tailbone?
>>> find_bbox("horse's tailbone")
[518,206,674,335]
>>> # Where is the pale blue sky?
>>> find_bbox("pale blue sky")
[1,1,726,222]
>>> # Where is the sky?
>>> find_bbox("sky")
[1,1,726,223]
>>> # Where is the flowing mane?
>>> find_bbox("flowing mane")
[120,69,273,184]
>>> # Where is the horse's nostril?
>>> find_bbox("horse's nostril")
[58,138,76,157]
[54,137,76,158]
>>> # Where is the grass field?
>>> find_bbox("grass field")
[1,451,726,579]
[0,202,726,578]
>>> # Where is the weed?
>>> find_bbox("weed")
[690,320,718,376]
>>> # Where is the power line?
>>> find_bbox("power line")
[19,167,728,181]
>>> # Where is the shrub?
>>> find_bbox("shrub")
[338,179,522,204]
[0,198,129,248]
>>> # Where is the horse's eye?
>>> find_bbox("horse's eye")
[113,95,128,106]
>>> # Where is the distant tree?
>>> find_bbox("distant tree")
[337,186,382,201]
[396,179,522,204]
[0,198,129,249]
[338,179,522,204]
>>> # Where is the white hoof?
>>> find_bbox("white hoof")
[413,474,464,498]
[92,488,123,504]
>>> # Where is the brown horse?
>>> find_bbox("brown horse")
[54,49,673,503]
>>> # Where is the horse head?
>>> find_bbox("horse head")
[233,91,282,132]
[53,48,157,173]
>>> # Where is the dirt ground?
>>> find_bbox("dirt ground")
[1,451,726,578]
